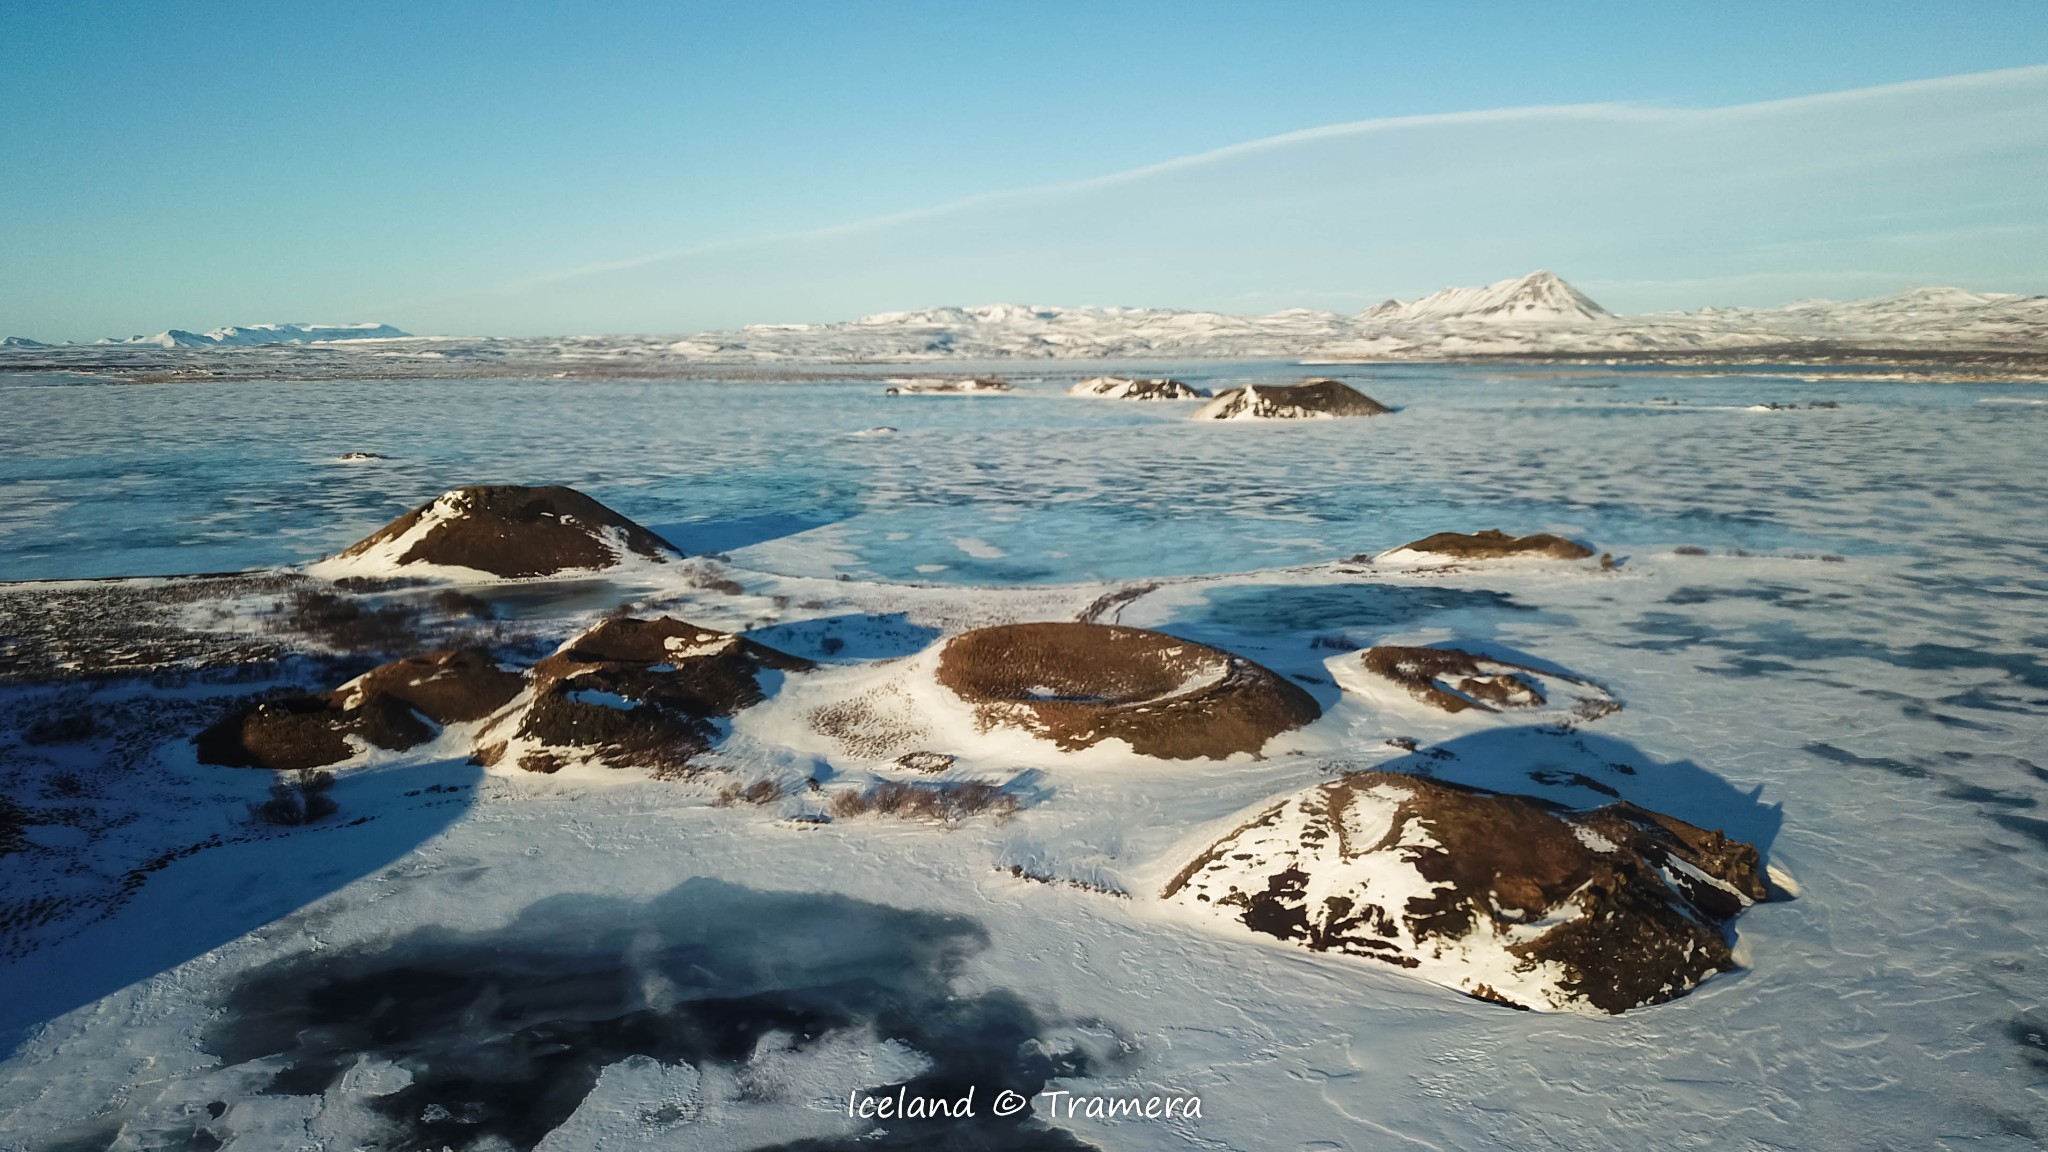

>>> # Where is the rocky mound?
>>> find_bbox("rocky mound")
[475,616,811,774]
[1190,378,1392,421]
[933,622,1319,759]
[1355,645,1619,719]
[1069,376,1209,401]
[1163,772,1767,1012]
[1384,528,1593,562]
[315,485,681,580]
[195,647,523,771]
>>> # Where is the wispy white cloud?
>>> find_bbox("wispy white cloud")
[392,63,2048,330]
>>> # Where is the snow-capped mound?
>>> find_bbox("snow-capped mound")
[1,336,47,348]
[932,622,1319,759]
[1337,645,1620,722]
[1191,378,1393,421]
[1391,271,1610,325]
[1379,528,1594,564]
[312,485,682,581]
[1069,376,1210,401]
[472,617,811,775]
[1162,772,1768,1013]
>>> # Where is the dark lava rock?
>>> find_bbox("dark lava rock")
[324,485,681,579]
[1069,376,1210,401]
[1191,378,1393,420]
[1163,771,1767,1012]
[934,622,1319,759]
[1392,528,1594,561]
[475,616,811,775]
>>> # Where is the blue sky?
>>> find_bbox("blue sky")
[3,1,2046,339]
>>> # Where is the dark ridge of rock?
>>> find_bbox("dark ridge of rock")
[1360,645,1619,719]
[934,622,1319,759]
[1069,376,1210,401]
[1163,771,1767,1013]
[343,648,524,724]
[329,485,681,578]
[1394,528,1595,561]
[478,616,811,774]
[1191,378,1393,421]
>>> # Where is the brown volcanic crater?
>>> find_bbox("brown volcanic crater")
[335,485,681,578]
[195,647,518,771]
[485,616,812,774]
[934,621,1319,759]
[1395,528,1593,561]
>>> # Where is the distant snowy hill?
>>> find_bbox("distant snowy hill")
[1384,270,1610,324]
[666,271,2048,361]
[95,322,409,348]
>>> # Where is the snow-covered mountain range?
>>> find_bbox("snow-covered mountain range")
[668,272,2048,361]
[6,273,2045,372]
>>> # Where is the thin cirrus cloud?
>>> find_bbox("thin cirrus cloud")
[402,64,2048,335]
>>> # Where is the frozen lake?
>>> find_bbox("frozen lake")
[5,363,2042,585]
[3,362,2047,1149]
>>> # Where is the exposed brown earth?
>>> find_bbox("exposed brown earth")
[1163,771,1767,1013]
[480,616,811,773]
[1361,645,1616,717]
[334,485,681,578]
[934,621,1319,759]
[1395,528,1594,560]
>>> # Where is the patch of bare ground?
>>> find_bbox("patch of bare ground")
[0,574,298,685]
[479,615,811,774]
[999,864,1129,898]
[935,622,1319,759]
[333,485,680,578]
[830,779,1019,824]
[809,682,932,759]
[1396,529,1594,560]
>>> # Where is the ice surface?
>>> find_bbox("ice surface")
[1,361,2046,1148]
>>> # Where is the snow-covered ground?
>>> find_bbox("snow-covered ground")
[1,362,2046,1148]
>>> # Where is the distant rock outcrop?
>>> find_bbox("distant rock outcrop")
[1191,378,1393,421]
[1163,771,1768,1013]
[883,377,1012,395]
[314,485,682,580]
[473,616,811,774]
[1383,528,1594,562]
[1069,376,1209,401]
[933,622,1319,759]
